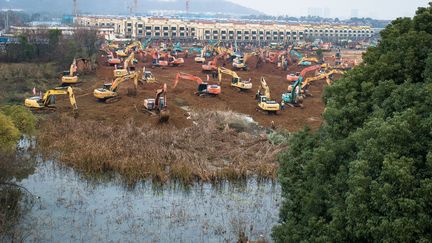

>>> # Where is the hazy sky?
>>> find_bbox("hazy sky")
[228,0,429,19]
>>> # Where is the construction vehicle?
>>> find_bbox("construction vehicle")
[298,57,320,66]
[93,71,140,103]
[287,72,301,82]
[151,51,168,68]
[218,67,252,91]
[141,68,156,83]
[256,77,280,114]
[202,54,223,72]
[173,72,221,96]
[281,65,321,106]
[167,55,184,66]
[143,83,169,122]
[61,59,79,86]
[25,86,78,114]
[232,56,248,71]
[113,52,136,77]
[194,47,206,63]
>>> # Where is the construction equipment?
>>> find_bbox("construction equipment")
[218,67,252,91]
[256,77,280,114]
[300,69,341,95]
[167,55,184,66]
[202,54,222,72]
[143,83,169,122]
[287,72,300,82]
[61,59,79,86]
[232,56,248,71]
[25,86,78,114]
[298,57,320,66]
[113,52,136,77]
[281,65,321,106]
[173,72,221,96]
[151,51,169,67]
[194,47,206,63]
[93,71,140,103]
[141,68,156,83]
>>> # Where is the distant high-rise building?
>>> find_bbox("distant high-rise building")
[351,9,359,18]
[308,7,322,17]
[323,8,330,18]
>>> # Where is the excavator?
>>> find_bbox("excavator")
[256,77,280,114]
[151,50,169,68]
[281,65,321,106]
[202,54,222,72]
[298,57,320,66]
[116,41,142,57]
[93,71,140,103]
[25,86,78,114]
[113,52,136,77]
[173,72,221,96]
[143,83,169,122]
[218,67,252,91]
[232,56,248,71]
[61,59,79,86]
[167,54,184,66]
[300,69,345,95]
[194,47,206,63]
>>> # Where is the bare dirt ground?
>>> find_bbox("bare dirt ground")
[53,50,361,132]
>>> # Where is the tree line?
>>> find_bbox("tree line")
[273,3,432,242]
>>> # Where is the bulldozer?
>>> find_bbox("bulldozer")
[256,77,280,114]
[93,71,140,103]
[61,59,79,86]
[173,72,221,96]
[25,86,78,115]
[218,67,252,91]
[143,83,169,122]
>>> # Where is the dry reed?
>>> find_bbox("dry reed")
[37,111,285,184]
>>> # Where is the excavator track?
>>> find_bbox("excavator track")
[105,97,121,104]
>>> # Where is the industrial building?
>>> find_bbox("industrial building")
[76,16,374,42]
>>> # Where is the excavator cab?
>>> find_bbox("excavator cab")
[197,83,208,94]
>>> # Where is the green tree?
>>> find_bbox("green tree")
[273,2,432,242]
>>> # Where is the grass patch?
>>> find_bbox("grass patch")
[37,111,285,184]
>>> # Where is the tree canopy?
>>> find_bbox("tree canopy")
[273,3,432,242]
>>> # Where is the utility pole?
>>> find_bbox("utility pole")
[73,0,77,17]
[5,10,9,33]
[134,0,138,15]
[186,0,190,15]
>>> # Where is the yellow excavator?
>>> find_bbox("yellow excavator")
[256,77,280,114]
[114,52,136,78]
[25,86,78,113]
[93,71,140,103]
[116,41,142,57]
[143,83,169,122]
[218,67,252,91]
[61,59,79,86]
[301,69,345,93]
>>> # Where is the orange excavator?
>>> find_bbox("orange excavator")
[173,72,221,96]
[151,50,168,67]
[202,54,223,72]
[167,54,184,66]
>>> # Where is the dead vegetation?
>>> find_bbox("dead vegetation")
[37,110,286,184]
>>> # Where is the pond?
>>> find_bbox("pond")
[17,160,281,242]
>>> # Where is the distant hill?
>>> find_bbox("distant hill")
[1,0,261,16]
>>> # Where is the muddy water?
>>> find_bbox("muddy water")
[18,160,281,242]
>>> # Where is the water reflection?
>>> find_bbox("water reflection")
[18,160,281,242]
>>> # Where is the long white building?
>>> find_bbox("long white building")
[76,16,374,42]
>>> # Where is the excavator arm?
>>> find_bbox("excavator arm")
[42,87,77,111]
[173,72,203,89]
[69,59,77,76]
[258,77,271,100]
[111,72,139,91]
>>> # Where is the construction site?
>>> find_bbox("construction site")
[37,41,361,131]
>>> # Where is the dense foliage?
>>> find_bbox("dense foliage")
[273,3,432,242]
[0,105,36,154]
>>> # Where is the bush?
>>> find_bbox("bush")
[1,105,37,135]
[0,113,20,153]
